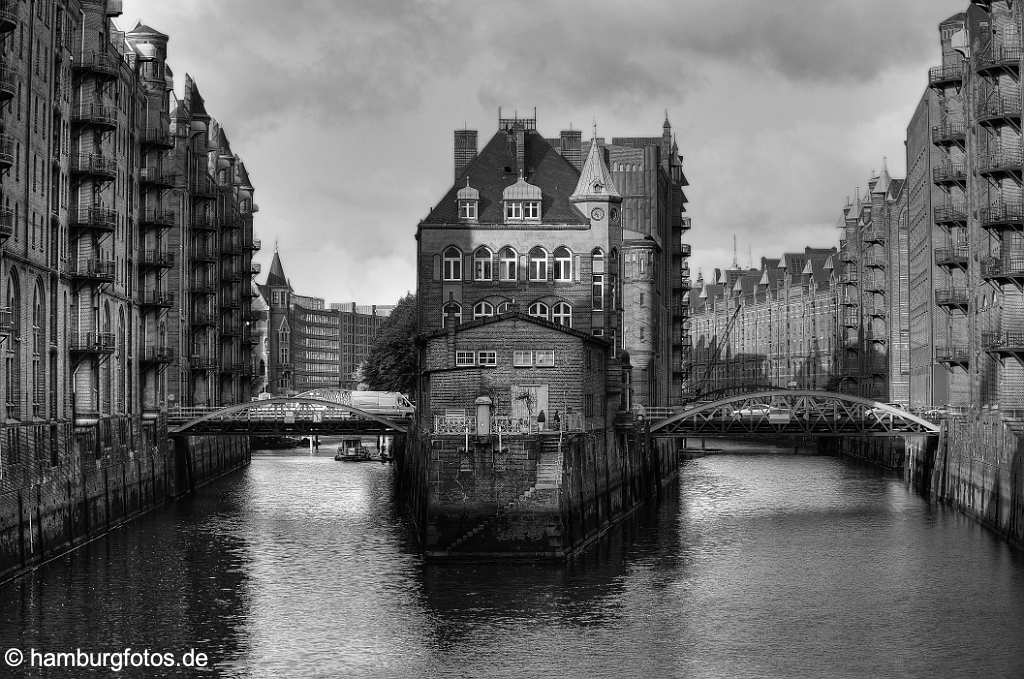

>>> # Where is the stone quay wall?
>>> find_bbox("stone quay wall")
[0,416,249,584]
[396,425,679,559]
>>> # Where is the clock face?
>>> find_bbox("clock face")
[591,207,605,221]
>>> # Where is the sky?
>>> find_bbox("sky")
[126,0,968,304]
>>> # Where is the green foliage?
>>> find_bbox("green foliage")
[361,293,419,394]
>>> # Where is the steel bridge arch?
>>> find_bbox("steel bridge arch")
[650,390,940,435]
[684,384,778,404]
[169,397,409,435]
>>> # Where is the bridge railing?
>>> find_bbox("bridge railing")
[432,413,586,435]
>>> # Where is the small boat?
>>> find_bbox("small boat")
[335,438,372,462]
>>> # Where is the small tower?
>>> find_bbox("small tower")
[570,128,623,240]
[264,248,294,395]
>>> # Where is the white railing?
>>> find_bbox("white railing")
[433,412,587,435]
[434,415,476,434]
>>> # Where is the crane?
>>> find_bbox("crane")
[689,302,743,402]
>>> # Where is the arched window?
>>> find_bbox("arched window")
[102,303,112,414]
[473,301,494,319]
[496,301,511,314]
[279,322,290,364]
[32,281,44,416]
[529,247,547,281]
[552,302,572,327]
[442,301,462,328]
[528,301,549,320]
[498,247,517,281]
[5,272,21,418]
[443,246,462,281]
[553,247,572,281]
[118,309,127,412]
[592,247,605,272]
[473,247,493,281]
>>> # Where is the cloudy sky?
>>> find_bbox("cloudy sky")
[129,0,966,304]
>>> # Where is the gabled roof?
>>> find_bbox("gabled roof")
[571,137,621,201]
[421,130,588,225]
[184,74,208,119]
[503,172,542,200]
[456,178,478,201]
[266,249,291,289]
[423,311,610,347]
[127,21,168,39]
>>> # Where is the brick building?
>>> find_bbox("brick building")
[259,248,390,394]
[0,3,256,475]
[688,248,839,395]
[416,112,691,409]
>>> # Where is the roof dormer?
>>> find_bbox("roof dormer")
[457,178,479,221]
[503,171,542,223]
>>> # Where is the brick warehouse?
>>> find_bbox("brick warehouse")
[259,247,393,395]
[416,111,692,409]
[0,0,256,581]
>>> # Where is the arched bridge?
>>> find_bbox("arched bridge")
[648,390,940,438]
[167,395,410,437]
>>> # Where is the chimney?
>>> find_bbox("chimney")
[514,126,526,176]
[559,129,582,170]
[454,129,477,180]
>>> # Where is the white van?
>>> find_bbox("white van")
[349,391,415,417]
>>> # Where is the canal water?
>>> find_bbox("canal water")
[2,449,1024,678]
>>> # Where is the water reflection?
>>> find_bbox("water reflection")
[1,450,1023,679]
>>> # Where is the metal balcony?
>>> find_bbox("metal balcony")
[69,258,115,284]
[840,250,857,264]
[976,42,1022,77]
[978,148,1024,180]
[842,311,859,328]
[928,63,964,89]
[977,94,1022,129]
[141,347,175,364]
[191,310,216,327]
[222,296,242,310]
[0,207,12,241]
[71,153,117,181]
[932,161,968,187]
[139,249,175,269]
[189,355,218,371]
[221,322,242,336]
[250,238,262,252]
[0,132,13,170]
[680,243,692,258]
[0,63,17,102]
[191,243,217,263]
[251,262,261,276]
[981,254,1024,284]
[931,121,967,147]
[934,204,968,226]
[73,50,121,80]
[141,127,174,150]
[137,291,175,308]
[221,269,243,283]
[839,271,859,286]
[220,241,243,256]
[983,331,1024,358]
[979,203,1024,232]
[935,287,970,310]
[191,280,217,296]
[0,1,18,34]
[864,278,886,294]
[70,206,117,234]
[192,213,216,231]
[192,177,216,200]
[140,209,176,229]
[863,227,887,244]
[139,166,179,189]
[867,305,887,318]
[936,344,970,367]
[0,306,11,333]
[72,103,118,130]
[863,253,886,269]
[69,332,115,355]
[935,246,969,269]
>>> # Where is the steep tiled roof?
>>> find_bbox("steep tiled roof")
[421,130,587,225]
[184,74,208,119]
[571,138,621,201]
[128,21,168,39]
[266,250,291,289]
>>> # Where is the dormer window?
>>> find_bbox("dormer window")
[502,171,542,223]
[457,179,479,222]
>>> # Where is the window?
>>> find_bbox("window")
[513,350,533,367]
[477,351,497,367]
[528,301,549,320]
[524,201,540,219]
[593,328,605,337]
[458,200,477,220]
[499,247,517,281]
[592,247,605,272]
[552,302,572,327]
[455,350,475,367]
[443,246,462,281]
[473,301,494,320]
[505,201,523,220]
[496,302,511,314]
[473,247,492,281]
[442,302,462,327]
[529,247,547,281]
[553,247,572,281]
[592,274,605,311]
[536,350,555,367]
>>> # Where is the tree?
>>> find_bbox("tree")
[361,293,419,395]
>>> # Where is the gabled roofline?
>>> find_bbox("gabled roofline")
[423,311,611,347]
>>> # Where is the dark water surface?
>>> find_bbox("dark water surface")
[2,451,1024,678]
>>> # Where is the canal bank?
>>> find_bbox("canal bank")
[0,415,249,584]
